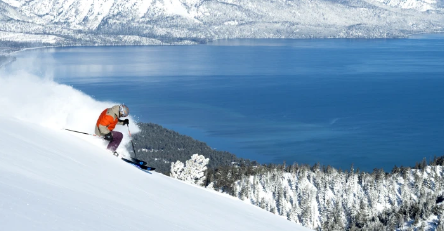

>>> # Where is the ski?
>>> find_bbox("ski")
[112,152,146,165]
[121,158,155,171]
[130,158,147,166]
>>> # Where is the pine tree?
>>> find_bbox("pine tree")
[276,181,285,216]
[170,154,209,186]
[289,198,301,223]
[299,191,312,227]
[437,219,444,231]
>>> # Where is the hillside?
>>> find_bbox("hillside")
[128,122,254,174]
[126,121,444,230]
[0,69,312,230]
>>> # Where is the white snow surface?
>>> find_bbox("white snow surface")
[0,67,312,230]
[0,31,62,44]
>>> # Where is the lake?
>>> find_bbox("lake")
[10,36,444,172]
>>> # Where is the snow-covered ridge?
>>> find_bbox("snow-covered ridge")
[228,164,444,230]
[374,0,442,11]
[0,0,443,49]
[0,58,313,231]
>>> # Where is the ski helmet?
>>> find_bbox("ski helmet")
[119,104,129,117]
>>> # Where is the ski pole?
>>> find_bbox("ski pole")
[64,129,102,137]
[127,125,138,159]
[127,125,148,166]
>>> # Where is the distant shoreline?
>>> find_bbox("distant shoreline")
[2,31,444,58]
[2,32,444,73]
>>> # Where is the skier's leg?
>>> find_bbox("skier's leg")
[107,131,123,152]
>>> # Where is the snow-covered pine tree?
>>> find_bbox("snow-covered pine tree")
[170,154,209,186]
[170,160,185,179]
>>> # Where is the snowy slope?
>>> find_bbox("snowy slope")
[0,67,312,230]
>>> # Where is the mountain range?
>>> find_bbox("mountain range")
[0,0,443,50]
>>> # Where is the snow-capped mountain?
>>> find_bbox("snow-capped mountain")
[0,64,313,231]
[0,0,443,50]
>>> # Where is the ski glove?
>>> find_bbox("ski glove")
[119,119,129,126]
[104,132,113,142]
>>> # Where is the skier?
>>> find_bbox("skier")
[95,104,130,156]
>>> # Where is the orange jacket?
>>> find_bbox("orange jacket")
[97,109,118,131]
[95,105,122,136]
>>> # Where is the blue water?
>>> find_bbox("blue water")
[11,36,444,172]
